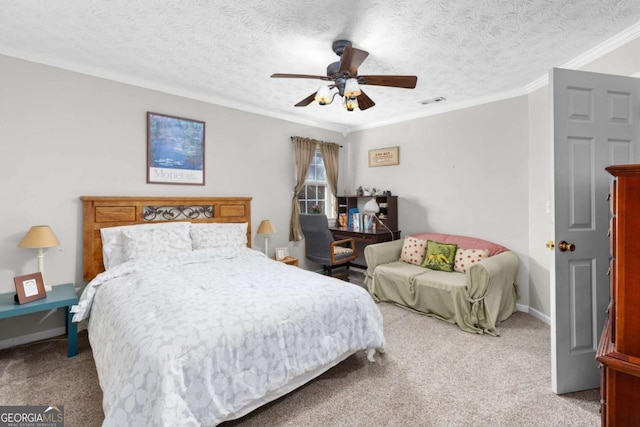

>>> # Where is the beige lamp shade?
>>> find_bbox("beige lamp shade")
[257,220,276,235]
[19,225,60,249]
[257,220,276,256]
[19,225,59,292]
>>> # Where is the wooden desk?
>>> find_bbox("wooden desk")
[329,227,401,268]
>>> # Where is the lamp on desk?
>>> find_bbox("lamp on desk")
[18,225,60,291]
[257,220,276,256]
[363,198,380,216]
[363,198,395,240]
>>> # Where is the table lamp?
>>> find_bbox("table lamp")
[363,198,380,214]
[257,220,276,256]
[363,198,395,240]
[18,225,60,291]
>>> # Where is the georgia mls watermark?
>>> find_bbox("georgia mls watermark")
[0,406,64,427]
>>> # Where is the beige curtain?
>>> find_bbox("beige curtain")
[319,142,340,217]
[290,137,318,241]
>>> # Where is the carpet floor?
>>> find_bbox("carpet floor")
[0,272,600,426]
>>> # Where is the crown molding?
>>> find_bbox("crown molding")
[344,87,529,133]
[524,21,640,93]
[0,47,350,135]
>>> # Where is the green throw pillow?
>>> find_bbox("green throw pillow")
[420,240,458,272]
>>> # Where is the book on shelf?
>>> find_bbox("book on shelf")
[338,213,348,227]
[363,214,375,232]
[347,208,359,229]
[351,212,361,231]
[349,213,376,232]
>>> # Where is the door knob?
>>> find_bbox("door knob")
[545,240,555,250]
[558,241,576,252]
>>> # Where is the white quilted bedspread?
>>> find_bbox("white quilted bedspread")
[73,247,385,426]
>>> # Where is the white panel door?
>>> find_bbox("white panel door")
[551,67,640,394]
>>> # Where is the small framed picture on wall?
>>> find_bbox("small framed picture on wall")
[368,146,399,167]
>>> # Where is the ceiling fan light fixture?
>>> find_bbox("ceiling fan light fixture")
[271,40,417,112]
[344,78,361,97]
[314,85,333,105]
[343,96,358,111]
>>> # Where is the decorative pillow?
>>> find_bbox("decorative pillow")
[100,222,191,269]
[400,236,427,266]
[454,248,490,274]
[420,240,457,272]
[190,222,248,249]
[122,226,193,261]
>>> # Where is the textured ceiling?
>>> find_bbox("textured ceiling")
[1,1,640,133]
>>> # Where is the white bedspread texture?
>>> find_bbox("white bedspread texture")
[73,247,385,426]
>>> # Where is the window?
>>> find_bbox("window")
[298,150,333,216]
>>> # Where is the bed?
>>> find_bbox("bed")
[73,196,385,426]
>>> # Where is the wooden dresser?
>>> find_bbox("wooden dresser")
[596,164,640,426]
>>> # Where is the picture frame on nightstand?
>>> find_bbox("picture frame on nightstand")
[13,272,46,304]
[275,247,289,261]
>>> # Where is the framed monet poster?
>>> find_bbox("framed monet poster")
[147,112,206,185]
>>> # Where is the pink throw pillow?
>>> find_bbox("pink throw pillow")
[400,236,427,266]
[454,248,490,273]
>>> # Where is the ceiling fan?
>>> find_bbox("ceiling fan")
[271,40,417,111]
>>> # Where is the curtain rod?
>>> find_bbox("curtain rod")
[290,136,343,148]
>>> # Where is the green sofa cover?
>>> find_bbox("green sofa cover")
[364,236,518,336]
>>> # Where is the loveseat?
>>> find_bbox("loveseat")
[364,233,519,336]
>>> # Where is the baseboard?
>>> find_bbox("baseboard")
[0,327,66,350]
[516,303,551,325]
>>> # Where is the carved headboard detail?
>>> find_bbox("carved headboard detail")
[81,196,252,281]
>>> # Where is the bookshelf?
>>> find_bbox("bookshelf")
[336,195,398,231]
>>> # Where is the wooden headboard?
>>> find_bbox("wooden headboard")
[81,196,252,281]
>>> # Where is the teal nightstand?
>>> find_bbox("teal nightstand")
[0,283,78,357]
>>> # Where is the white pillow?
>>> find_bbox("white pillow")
[399,236,427,266]
[190,222,248,249]
[100,222,191,269]
[122,226,193,261]
[453,248,490,274]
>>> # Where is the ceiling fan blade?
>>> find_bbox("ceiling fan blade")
[358,75,418,89]
[294,92,317,107]
[357,90,376,111]
[338,45,369,76]
[271,73,331,81]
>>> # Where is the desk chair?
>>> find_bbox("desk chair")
[299,214,357,281]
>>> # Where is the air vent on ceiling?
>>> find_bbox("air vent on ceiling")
[419,96,446,105]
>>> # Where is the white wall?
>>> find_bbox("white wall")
[345,96,531,305]
[526,85,552,319]
[0,54,345,344]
